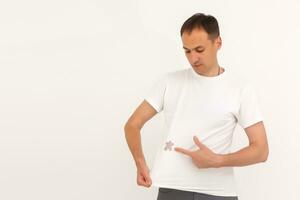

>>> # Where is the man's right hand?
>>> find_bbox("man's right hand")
[136,162,152,187]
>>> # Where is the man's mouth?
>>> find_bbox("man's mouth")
[194,64,202,67]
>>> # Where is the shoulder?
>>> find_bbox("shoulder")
[226,69,254,88]
[166,68,189,77]
[223,69,259,98]
[155,68,189,84]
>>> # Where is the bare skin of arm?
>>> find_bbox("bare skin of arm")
[125,100,269,187]
[175,121,269,168]
[124,100,157,188]
[217,121,269,167]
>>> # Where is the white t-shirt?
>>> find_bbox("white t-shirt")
[144,67,264,197]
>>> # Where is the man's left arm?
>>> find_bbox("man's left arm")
[216,121,269,167]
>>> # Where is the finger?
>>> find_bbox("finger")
[192,158,201,168]
[193,136,208,150]
[144,173,152,185]
[174,147,193,156]
[138,175,151,187]
[141,169,152,186]
[137,175,147,186]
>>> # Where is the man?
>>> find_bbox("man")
[124,13,269,200]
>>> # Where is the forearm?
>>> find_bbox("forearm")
[124,124,147,168]
[217,144,268,167]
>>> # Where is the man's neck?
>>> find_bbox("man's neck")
[194,64,223,77]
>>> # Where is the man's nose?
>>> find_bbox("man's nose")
[190,52,200,64]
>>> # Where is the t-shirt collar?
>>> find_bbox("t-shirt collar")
[189,67,227,81]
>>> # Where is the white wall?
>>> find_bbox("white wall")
[0,0,299,200]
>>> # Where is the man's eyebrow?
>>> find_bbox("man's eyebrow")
[183,45,205,50]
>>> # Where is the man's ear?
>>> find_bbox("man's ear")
[215,36,222,50]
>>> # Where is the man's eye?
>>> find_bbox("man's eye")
[185,51,190,54]
[196,49,204,53]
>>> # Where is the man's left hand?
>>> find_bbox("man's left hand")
[174,136,222,168]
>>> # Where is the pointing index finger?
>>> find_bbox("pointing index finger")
[174,147,193,157]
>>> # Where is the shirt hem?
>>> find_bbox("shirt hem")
[151,182,238,197]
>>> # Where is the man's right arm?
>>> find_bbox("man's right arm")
[124,100,158,187]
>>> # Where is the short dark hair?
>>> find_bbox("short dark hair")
[180,13,220,41]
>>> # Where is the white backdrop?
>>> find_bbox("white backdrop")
[0,0,299,200]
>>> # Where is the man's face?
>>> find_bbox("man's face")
[181,28,221,72]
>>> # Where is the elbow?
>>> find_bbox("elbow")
[124,118,134,132]
[124,122,129,131]
[260,145,269,162]
[260,153,268,163]
[251,141,269,163]
[124,121,141,133]
[124,122,132,133]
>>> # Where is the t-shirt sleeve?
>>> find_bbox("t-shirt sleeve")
[144,74,168,113]
[236,83,264,129]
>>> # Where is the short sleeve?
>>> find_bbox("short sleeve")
[144,74,168,113]
[236,83,264,129]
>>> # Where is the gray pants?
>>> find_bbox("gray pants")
[157,187,238,200]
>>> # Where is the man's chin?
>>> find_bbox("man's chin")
[193,64,203,68]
